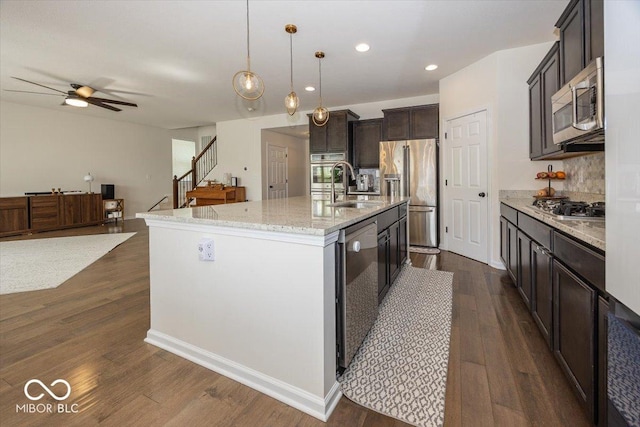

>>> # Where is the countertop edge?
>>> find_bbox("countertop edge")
[500,198,605,252]
[137,197,409,237]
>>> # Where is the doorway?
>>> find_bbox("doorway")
[443,110,489,263]
[261,126,309,200]
[267,144,288,200]
[172,139,196,178]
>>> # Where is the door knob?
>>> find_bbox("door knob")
[479,192,486,198]
[269,185,273,188]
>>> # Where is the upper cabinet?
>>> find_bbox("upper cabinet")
[528,42,562,160]
[557,0,604,85]
[308,109,359,154]
[382,104,439,141]
[353,118,383,169]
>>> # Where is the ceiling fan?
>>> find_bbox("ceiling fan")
[6,77,138,111]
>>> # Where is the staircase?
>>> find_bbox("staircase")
[172,136,217,208]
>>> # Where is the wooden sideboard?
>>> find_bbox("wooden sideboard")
[186,186,246,206]
[0,193,103,237]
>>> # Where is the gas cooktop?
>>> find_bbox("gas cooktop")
[532,199,605,221]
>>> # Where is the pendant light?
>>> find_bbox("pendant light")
[284,24,299,115]
[232,0,264,100]
[312,51,329,126]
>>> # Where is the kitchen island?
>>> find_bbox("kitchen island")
[137,195,409,421]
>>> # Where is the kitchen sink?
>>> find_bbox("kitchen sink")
[328,201,383,209]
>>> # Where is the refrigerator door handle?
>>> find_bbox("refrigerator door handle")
[404,145,411,197]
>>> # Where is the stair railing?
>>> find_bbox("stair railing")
[173,136,217,208]
[148,195,168,211]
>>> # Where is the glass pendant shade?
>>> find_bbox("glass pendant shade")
[233,0,264,101]
[312,106,329,126]
[233,70,264,100]
[312,51,329,126]
[285,91,298,115]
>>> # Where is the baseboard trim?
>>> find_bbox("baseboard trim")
[145,329,341,421]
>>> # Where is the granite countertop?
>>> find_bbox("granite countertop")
[137,195,409,236]
[500,198,605,251]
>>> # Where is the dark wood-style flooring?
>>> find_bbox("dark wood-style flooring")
[0,219,590,426]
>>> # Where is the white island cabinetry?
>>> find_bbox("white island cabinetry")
[137,195,409,421]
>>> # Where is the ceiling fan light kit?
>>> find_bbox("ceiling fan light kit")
[312,51,329,127]
[233,0,264,101]
[65,96,89,107]
[284,24,299,116]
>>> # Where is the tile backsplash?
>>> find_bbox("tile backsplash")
[563,152,605,194]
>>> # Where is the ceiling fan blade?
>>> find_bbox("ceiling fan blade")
[11,77,67,94]
[3,89,65,97]
[86,98,121,111]
[87,96,137,107]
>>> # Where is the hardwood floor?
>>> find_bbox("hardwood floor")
[0,220,590,426]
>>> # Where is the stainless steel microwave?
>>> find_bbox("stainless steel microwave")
[552,57,604,145]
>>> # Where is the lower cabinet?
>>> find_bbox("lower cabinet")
[376,204,408,304]
[516,231,533,309]
[553,260,597,421]
[0,197,29,236]
[500,203,606,425]
[531,242,554,348]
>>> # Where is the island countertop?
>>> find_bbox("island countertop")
[500,197,605,251]
[137,195,409,236]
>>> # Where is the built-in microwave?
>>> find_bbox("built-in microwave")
[552,57,604,145]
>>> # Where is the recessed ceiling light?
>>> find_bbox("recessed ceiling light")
[425,64,438,71]
[305,86,315,92]
[355,43,370,52]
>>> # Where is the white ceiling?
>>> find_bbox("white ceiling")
[0,0,566,130]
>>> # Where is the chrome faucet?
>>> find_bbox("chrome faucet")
[330,161,356,203]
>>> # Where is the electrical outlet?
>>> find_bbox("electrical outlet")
[198,238,215,261]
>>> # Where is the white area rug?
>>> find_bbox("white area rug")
[340,266,453,427]
[0,233,135,295]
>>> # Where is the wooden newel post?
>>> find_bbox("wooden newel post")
[191,156,197,190]
[172,175,179,209]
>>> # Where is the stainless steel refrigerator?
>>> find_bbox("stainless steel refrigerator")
[379,139,438,247]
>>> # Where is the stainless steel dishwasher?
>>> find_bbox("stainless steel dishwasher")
[336,219,379,369]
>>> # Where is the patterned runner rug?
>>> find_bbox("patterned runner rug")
[340,266,453,427]
[0,233,135,295]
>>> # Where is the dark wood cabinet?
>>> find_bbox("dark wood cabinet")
[382,104,439,141]
[308,109,359,154]
[528,42,562,160]
[516,231,533,310]
[353,118,382,168]
[63,194,83,226]
[499,204,519,285]
[2,193,104,236]
[532,242,554,348]
[553,259,596,421]
[0,197,29,236]
[597,296,608,427]
[376,204,408,304]
[30,195,62,230]
[557,0,604,85]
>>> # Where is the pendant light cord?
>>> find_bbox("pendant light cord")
[289,33,294,91]
[318,56,323,107]
[246,0,251,71]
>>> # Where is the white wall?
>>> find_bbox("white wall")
[604,1,640,315]
[0,101,172,218]
[439,42,564,268]
[261,130,309,199]
[172,139,195,178]
[215,94,440,202]
[197,125,217,152]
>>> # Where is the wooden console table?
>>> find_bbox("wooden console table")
[186,186,246,206]
[0,193,103,237]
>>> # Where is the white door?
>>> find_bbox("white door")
[444,111,488,263]
[267,144,288,200]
